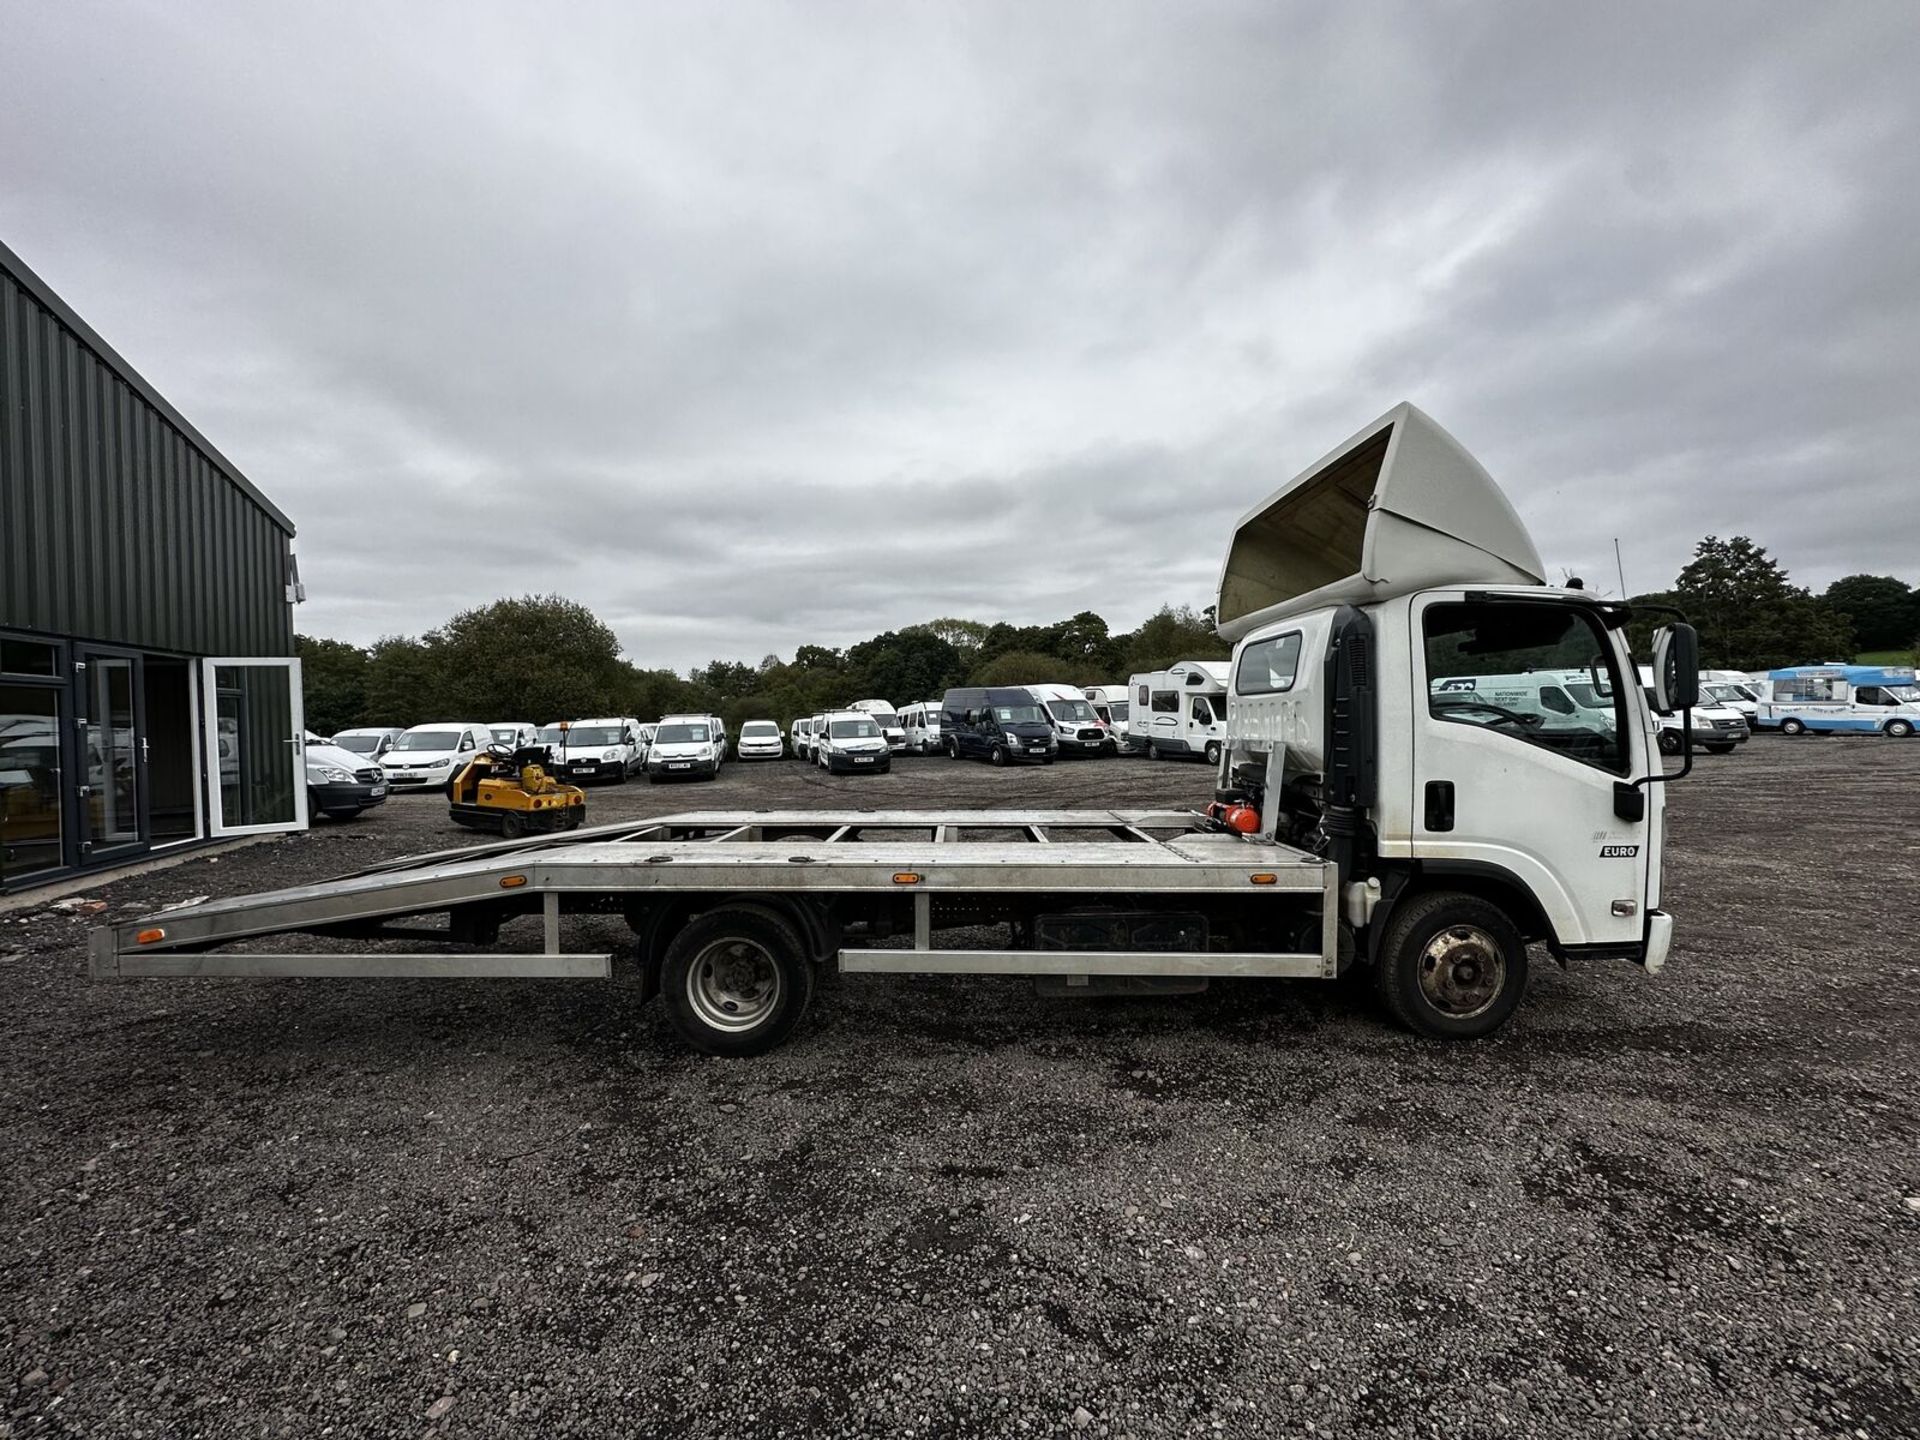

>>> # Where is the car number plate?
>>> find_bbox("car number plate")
[855,756,875,764]
[669,762,691,770]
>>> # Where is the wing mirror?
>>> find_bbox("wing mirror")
[1651,624,1700,712]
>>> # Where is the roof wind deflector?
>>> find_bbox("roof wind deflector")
[1214,403,1545,641]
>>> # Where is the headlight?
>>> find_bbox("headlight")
[603,748,621,761]
[311,765,352,784]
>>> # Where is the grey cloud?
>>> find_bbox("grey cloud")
[4,2,1915,674]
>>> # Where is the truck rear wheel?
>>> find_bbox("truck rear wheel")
[1887,719,1914,738]
[1373,891,1528,1040]
[661,908,815,1057]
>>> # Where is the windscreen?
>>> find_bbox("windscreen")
[490,727,520,742]
[567,726,623,747]
[1703,684,1750,705]
[830,718,881,739]
[1046,699,1095,723]
[333,734,381,753]
[395,730,460,751]
[655,723,710,744]
[993,704,1045,724]
[863,707,899,728]
[1882,683,1920,703]
[537,727,564,745]
[1110,701,1130,720]
[742,722,779,736]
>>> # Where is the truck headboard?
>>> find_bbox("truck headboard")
[1215,403,1545,642]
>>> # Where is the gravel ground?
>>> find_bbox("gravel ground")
[3,739,1917,1438]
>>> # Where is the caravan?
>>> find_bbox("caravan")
[1756,665,1920,736]
[1129,661,1229,763]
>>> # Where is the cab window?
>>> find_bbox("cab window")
[1190,697,1215,725]
[1423,602,1628,774]
[1235,633,1302,695]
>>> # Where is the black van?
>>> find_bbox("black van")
[940,687,1058,765]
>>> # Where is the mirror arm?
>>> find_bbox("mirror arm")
[1631,705,1694,790]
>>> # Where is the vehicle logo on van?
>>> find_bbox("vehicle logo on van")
[1435,678,1479,692]
[1598,844,1639,858]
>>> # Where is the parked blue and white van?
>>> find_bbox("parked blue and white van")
[1756,665,1919,736]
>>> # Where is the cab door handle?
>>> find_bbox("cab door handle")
[1424,780,1455,832]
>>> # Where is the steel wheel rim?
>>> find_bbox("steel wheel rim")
[687,938,784,1033]
[1418,924,1505,1019]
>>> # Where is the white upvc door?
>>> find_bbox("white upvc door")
[201,657,309,836]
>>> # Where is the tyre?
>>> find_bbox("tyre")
[646,771,660,784]
[661,908,815,1057]
[1780,718,1807,736]
[1204,740,1223,767]
[947,738,960,759]
[1145,742,1162,761]
[1373,890,1529,1040]
[1657,729,1682,755]
[990,744,1008,767]
[1887,719,1915,738]
[613,767,628,786]
[878,761,892,774]
[499,811,526,839]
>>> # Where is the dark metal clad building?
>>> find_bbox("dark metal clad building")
[1,238,307,891]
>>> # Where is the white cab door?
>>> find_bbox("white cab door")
[1408,595,1648,948]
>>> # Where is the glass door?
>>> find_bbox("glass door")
[79,652,147,864]
[201,658,308,835]
[0,684,66,883]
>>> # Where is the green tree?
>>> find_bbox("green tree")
[295,635,371,735]
[846,629,964,702]
[971,649,1107,687]
[908,618,990,667]
[432,595,629,722]
[1670,536,1853,670]
[1119,605,1227,675]
[1823,574,1918,655]
[364,636,443,728]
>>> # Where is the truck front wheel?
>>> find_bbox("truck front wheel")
[661,908,815,1057]
[1373,891,1528,1040]
[1887,719,1915,738]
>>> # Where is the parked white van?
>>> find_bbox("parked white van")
[1082,684,1131,746]
[736,720,784,760]
[1027,683,1116,756]
[551,717,645,784]
[487,721,541,752]
[330,726,406,762]
[900,700,944,755]
[847,699,907,753]
[1634,667,1749,754]
[646,715,724,782]
[815,710,892,774]
[381,722,493,790]
[1130,660,1230,763]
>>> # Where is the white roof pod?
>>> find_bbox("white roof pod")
[1215,402,1544,642]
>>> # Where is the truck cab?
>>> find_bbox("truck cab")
[1216,403,1689,1034]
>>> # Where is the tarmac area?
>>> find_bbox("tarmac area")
[2,736,1916,1437]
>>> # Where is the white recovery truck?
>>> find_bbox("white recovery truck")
[90,404,1700,1054]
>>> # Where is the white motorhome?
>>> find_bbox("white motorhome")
[1082,684,1131,746]
[95,403,1697,1058]
[846,700,907,753]
[1027,683,1116,756]
[1129,661,1230,763]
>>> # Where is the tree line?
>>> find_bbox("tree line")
[1627,536,1919,671]
[298,536,1918,736]
[296,598,1226,737]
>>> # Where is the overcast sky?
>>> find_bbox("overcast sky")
[5,3,1917,672]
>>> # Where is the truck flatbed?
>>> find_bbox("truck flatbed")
[91,809,1336,991]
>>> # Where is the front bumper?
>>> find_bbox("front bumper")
[383,766,453,788]
[560,757,628,782]
[827,752,890,773]
[648,757,719,778]
[738,744,784,760]
[309,780,388,813]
